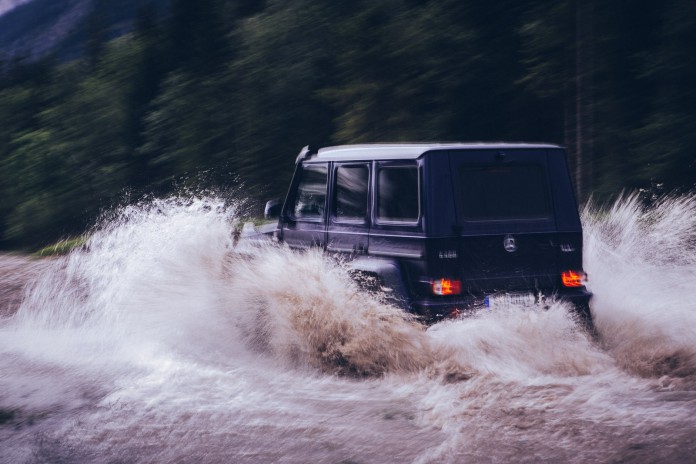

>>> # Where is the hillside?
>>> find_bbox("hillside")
[0,0,168,60]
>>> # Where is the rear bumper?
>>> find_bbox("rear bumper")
[411,288,592,322]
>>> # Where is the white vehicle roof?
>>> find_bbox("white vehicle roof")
[310,142,562,162]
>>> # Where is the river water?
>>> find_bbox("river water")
[1,194,695,463]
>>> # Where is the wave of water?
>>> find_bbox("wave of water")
[1,193,695,463]
[584,193,696,381]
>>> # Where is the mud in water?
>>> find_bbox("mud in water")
[1,194,695,463]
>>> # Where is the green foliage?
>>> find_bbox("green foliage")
[0,36,154,245]
[517,1,573,98]
[140,71,236,181]
[33,235,87,257]
[0,0,694,247]
[229,0,339,198]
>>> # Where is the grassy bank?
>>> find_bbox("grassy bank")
[32,236,87,257]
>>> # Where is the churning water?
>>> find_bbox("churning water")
[1,194,696,463]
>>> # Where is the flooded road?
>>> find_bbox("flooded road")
[1,195,695,463]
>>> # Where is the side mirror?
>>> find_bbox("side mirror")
[264,199,281,220]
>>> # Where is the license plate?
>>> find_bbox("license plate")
[484,293,536,309]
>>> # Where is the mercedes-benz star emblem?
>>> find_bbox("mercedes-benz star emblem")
[503,234,517,253]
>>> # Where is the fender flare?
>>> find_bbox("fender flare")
[348,257,410,310]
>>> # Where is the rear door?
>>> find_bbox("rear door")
[368,161,425,261]
[449,149,558,293]
[326,163,370,255]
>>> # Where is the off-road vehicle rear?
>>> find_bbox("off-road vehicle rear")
[266,143,592,326]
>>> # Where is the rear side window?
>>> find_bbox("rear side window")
[292,164,327,219]
[457,164,551,221]
[377,165,419,223]
[335,164,369,221]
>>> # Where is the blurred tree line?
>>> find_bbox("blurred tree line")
[0,0,694,247]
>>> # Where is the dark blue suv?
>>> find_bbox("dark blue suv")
[266,143,592,327]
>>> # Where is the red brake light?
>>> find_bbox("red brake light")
[432,279,462,295]
[561,270,586,287]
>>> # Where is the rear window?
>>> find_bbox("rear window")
[335,164,369,221]
[457,164,551,221]
[377,165,419,223]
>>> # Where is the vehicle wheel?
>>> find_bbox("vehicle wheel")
[348,270,381,294]
[348,270,411,311]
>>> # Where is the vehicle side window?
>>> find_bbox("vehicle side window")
[376,165,419,223]
[292,164,327,219]
[334,164,369,221]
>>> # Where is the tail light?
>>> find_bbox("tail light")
[561,270,586,287]
[431,278,462,295]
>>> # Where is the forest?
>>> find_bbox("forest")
[0,0,694,248]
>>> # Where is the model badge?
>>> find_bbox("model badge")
[438,250,458,259]
[503,234,517,253]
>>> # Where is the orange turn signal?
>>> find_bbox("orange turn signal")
[561,270,586,287]
[432,279,462,296]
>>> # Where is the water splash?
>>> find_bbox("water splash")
[1,192,695,463]
[228,246,443,376]
[583,193,696,381]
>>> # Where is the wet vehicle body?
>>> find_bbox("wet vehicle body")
[266,143,592,325]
